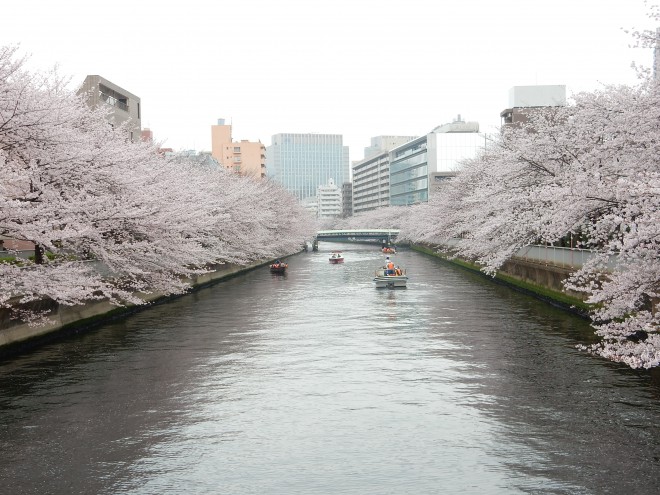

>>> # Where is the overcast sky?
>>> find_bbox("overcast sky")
[3,0,656,162]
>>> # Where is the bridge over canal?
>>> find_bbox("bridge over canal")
[315,229,399,243]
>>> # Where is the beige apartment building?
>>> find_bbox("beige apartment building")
[211,119,266,178]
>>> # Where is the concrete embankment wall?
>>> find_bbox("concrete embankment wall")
[0,260,270,358]
[411,244,591,318]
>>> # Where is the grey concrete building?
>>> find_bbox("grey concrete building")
[341,182,353,218]
[79,75,141,142]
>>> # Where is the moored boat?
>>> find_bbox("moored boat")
[270,260,288,273]
[329,251,344,264]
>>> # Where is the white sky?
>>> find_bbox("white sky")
[2,0,656,163]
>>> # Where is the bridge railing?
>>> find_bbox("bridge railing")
[316,229,400,240]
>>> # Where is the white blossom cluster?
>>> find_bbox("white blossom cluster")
[0,46,316,325]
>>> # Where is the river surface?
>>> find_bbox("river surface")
[1,243,659,495]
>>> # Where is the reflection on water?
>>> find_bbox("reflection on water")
[1,243,659,495]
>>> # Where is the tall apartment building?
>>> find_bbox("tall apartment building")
[266,133,349,201]
[317,178,342,219]
[352,135,417,214]
[79,75,141,142]
[500,85,566,126]
[352,151,392,214]
[211,119,266,178]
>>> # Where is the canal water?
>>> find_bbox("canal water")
[1,243,659,494]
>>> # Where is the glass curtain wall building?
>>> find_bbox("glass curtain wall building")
[389,126,489,206]
[266,133,349,201]
[389,137,429,206]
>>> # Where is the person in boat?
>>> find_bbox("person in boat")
[273,259,281,267]
[385,257,395,275]
[395,266,402,276]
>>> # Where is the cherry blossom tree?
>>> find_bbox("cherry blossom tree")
[400,74,660,368]
[1,45,315,324]
[331,205,412,231]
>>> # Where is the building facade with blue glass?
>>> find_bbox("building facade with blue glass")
[389,119,489,206]
[266,133,349,201]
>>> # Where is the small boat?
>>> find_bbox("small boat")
[374,266,408,288]
[382,246,396,254]
[270,261,288,273]
[329,252,344,264]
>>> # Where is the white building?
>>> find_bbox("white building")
[316,178,342,219]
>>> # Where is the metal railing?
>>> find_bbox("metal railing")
[438,240,618,270]
[514,245,618,270]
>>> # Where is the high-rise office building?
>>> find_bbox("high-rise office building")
[266,133,349,201]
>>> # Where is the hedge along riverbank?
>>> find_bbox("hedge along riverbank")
[0,258,281,359]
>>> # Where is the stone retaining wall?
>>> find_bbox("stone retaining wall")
[0,260,269,357]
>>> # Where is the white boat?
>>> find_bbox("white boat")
[373,267,408,288]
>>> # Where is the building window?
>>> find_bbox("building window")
[233,146,241,153]
[99,83,129,112]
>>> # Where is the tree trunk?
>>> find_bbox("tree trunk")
[34,244,44,265]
